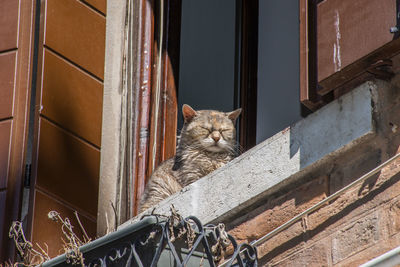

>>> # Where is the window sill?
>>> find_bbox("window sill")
[121,81,377,229]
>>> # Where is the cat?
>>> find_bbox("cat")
[138,104,242,213]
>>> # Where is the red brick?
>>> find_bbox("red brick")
[253,157,400,266]
[335,234,400,267]
[387,198,400,236]
[256,220,305,263]
[228,176,328,244]
[226,124,400,266]
[331,212,379,264]
[268,240,331,267]
[306,156,400,241]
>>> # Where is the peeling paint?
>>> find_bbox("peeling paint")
[333,9,342,72]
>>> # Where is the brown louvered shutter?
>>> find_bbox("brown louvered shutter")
[0,0,37,261]
[26,0,107,257]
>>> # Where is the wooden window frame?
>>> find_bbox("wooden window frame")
[300,0,333,111]
[129,0,181,216]
[103,0,182,221]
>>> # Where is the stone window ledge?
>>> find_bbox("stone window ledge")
[120,82,377,229]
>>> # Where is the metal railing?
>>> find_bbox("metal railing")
[42,212,257,267]
[41,151,400,267]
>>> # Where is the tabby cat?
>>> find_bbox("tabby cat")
[138,104,242,213]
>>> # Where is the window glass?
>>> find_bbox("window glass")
[256,0,302,143]
[177,0,237,130]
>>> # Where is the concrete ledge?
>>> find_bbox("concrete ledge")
[120,82,377,228]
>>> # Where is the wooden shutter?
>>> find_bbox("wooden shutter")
[26,0,106,257]
[130,0,180,216]
[318,0,398,95]
[0,0,36,261]
[300,0,329,111]
[301,0,400,109]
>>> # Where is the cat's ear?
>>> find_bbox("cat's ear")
[182,104,197,123]
[227,108,242,123]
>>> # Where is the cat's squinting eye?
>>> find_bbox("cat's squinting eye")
[199,126,212,132]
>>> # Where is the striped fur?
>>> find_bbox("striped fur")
[138,105,241,213]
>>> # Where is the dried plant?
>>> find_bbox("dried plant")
[0,260,12,267]
[47,211,91,266]
[2,211,91,267]
[210,223,231,263]
[168,205,196,249]
[165,206,232,263]
[7,221,50,266]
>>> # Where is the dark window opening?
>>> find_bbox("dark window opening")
[177,0,237,131]
[177,0,307,149]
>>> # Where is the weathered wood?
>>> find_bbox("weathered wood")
[132,0,155,216]
[148,0,180,178]
[319,38,400,95]
[317,0,397,95]
[2,0,36,261]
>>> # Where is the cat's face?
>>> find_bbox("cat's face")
[182,105,241,153]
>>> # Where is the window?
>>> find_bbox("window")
[107,0,400,218]
[129,0,309,214]
[178,0,309,145]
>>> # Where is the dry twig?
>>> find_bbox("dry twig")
[2,210,91,266]
[8,221,50,266]
[210,223,231,263]
[168,205,196,250]
[47,211,90,266]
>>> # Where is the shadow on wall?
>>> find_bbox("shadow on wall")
[259,168,398,265]
[289,85,373,169]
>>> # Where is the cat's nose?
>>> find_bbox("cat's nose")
[211,131,220,142]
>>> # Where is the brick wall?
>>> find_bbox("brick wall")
[226,71,400,266]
